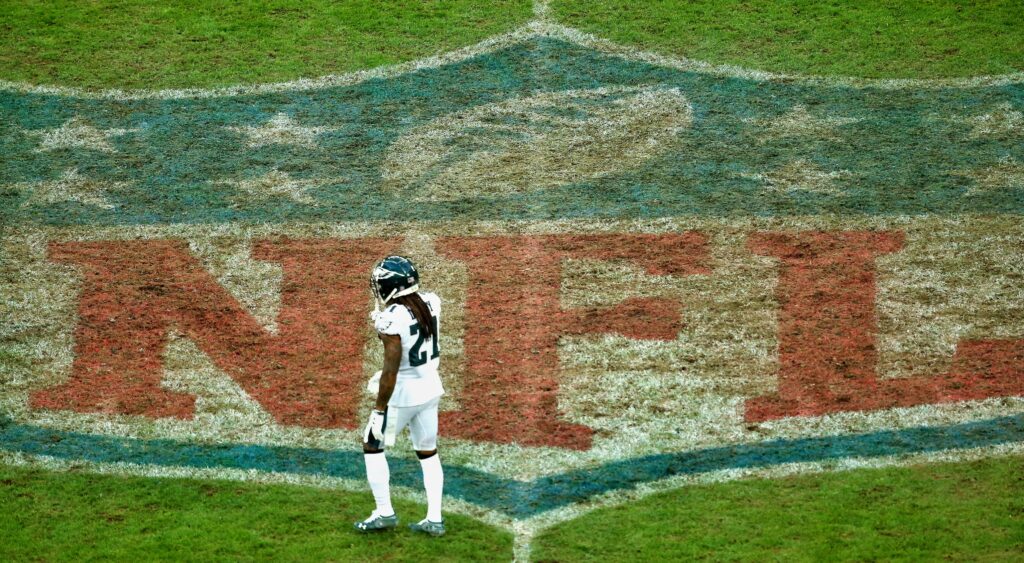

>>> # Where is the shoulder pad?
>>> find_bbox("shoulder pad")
[375,306,403,334]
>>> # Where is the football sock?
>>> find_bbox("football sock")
[364,452,394,517]
[419,453,444,522]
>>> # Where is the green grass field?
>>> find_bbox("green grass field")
[550,0,1024,79]
[2,1,1023,561]
[533,456,1024,561]
[3,456,1020,560]
[1,0,1020,89]
[0,0,533,89]
[0,464,513,561]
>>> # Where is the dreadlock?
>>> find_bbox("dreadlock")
[393,292,435,341]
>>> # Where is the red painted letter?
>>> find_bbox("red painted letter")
[746,230,1024,421]
[439,233,711,450]
[31,238,395,428]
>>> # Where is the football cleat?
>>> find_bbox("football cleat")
[353,511,398,533]
[371,255,420,306]
[408,518,445,537]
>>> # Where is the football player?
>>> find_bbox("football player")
[355,255,446,537]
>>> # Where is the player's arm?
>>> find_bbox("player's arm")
[375,333,401,411]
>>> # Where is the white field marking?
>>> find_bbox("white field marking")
[512,520,536,563]
[0,231,78,390]
[743,104,861,142]
[530,21,1024,90]
[962,102,1024,138]
[186,236,283,334]
[215,169,346,205]
[24,116,138,152]
[508,441,1024,562]
[740,159,853,194]
[1,20,1022,100]
[224,112,337,149]
[5,167,129,209]
[532,0,550,21]
[3,442,1023,563]
[160,333,280,435]
[0,25,543,100]
[3,216,1023,480]
[876,218,1024,378]
[381,86,692,201]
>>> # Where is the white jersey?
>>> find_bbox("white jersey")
[373,291,444,407]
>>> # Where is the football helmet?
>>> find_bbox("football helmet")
[371,255,420,305]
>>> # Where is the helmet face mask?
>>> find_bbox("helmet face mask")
[370,255,420,306]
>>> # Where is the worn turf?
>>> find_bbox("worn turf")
[2,2,1023,561]
[532,454,1024,561]
[550,0,1024,79]
[0,463,513,561]
[0,0,532,90]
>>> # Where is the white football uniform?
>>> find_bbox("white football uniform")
[373,291,445,408]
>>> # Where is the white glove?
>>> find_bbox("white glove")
[367,370,382,394]
[363,408,388,445]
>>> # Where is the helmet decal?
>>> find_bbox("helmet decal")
[370,255,421,305]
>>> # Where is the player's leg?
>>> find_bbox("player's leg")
[408,397,445,536]
[355,406,413,532]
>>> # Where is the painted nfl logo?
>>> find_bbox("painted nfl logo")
[1,14,1022,556]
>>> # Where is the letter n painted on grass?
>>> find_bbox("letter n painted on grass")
[746,230,1024,422]
[31,238,396,428]
[439,233,710,450]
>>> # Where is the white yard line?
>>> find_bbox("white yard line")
[533,0,551,21]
